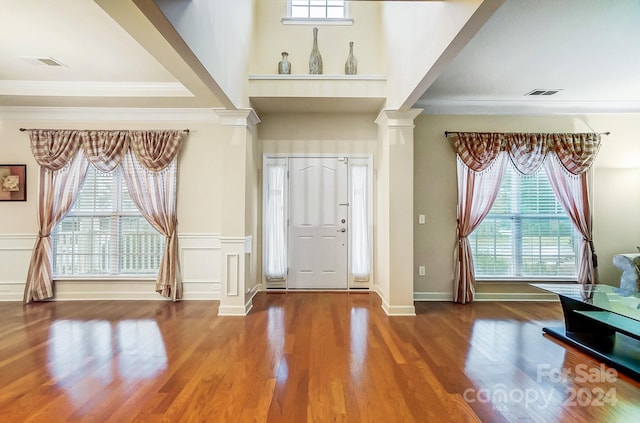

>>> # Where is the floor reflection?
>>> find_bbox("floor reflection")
[267,307,288,383]
[349,307,368,382]
[464,319,571,421]
[49,320,114,384]
[48,319,167,391]
[116,320,168,379]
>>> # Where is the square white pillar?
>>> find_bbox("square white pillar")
[375,109,422,316]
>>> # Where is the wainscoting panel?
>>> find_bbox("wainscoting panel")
[225,253,240,297]
[0,235,35,301]
[180,234,222,300]
[0,233,222,301]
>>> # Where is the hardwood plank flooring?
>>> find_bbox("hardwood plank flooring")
[0,292,639,422]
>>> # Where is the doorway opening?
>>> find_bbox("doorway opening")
[262,155,372,290]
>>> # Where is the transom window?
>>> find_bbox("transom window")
[52,166,164,277]
[469,163,579,279]
[289,0,346,19]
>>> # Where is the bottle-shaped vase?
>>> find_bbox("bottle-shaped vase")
[309,27,323,74]
[345,41,357,75]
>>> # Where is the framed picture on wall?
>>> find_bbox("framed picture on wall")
[0,164,26,201]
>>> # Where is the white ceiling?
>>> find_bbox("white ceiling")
[2,0,640,114]
[417,0,640,114]
[0,0,224,108]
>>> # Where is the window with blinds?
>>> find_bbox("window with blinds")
[52,166,164,277]
[289,0,346,19]
[469,163,579,279]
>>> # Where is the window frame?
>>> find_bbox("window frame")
[469,164,580,282]
[52,166,164,280]
[282,0,353,26]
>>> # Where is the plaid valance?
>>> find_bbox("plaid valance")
[448,132,601,175]
[28,129,184,172]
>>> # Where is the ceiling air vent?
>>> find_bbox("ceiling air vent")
[525,89,562,96]
[20,56,67,67]
[36,57,65,67]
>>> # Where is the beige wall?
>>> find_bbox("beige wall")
[5,111,639,301]
[0,118,226,234]
[593,167,640,284]
[0,114,230,300]
[414,113,640,298]
[259,112,378,154]
[0,122,38,234]
[251,0,385,76]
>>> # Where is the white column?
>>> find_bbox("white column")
[215,110,261,316]
[375,109,422,316]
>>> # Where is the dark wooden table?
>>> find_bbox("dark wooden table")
[531,283,640,380]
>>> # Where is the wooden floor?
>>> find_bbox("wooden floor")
[1,293,639,422]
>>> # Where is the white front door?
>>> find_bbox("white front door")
[288,157,348,289]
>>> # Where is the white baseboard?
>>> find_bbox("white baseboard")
[413,291,559,302]
[217,285,258,316]
[0,283,24,301]
[218,303,252,316]
[383,303,417,316]
[374,284,416,316]
[474,292,559,302]
[413,291,454,301]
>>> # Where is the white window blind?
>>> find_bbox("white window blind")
[469,163,579,279]
[53,165,164,277]
[290,0,345,19]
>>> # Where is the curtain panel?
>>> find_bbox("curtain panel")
[24,129,185,303]
[454,154,507,303]
[24,150,90,303]
[351,165,371,282]
[448,132,601,303]
[264,164,287,281]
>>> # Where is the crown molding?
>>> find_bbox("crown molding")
[0,80,193,98]
[375,109,423,127]
[213,109,261,127]
[415,99,640,115]
[0,106,220,122]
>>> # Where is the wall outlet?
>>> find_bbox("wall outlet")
[418,266,426,276]
[418,214,425,224]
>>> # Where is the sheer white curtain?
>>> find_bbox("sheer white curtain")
[455,153,508,303]
[265,165,287,280]
[351,165,370,281]
[25,149,90,303]
[544,152,598,284]
[121,150,181,300]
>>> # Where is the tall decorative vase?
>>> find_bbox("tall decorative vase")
[278,52,291,74]
[345,41,357,75]
[309,27,323,74]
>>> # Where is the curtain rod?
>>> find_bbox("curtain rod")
[19,128,190,134]
[444,130,610,137]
